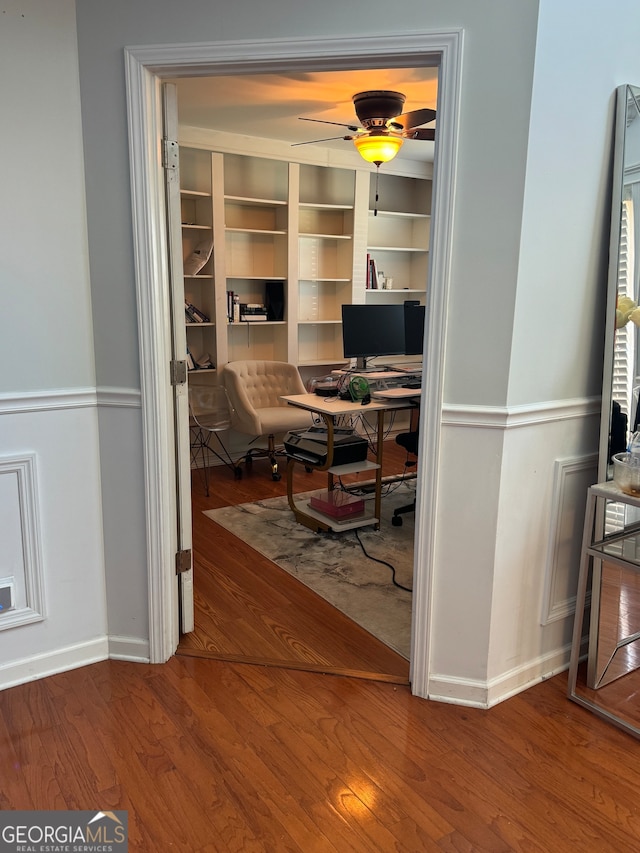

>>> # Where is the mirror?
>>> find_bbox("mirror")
[599,85,640,485]
[569,85,640,737]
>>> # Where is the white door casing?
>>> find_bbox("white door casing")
[124,31,462,699]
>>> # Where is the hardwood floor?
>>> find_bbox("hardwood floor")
[180,442,415,681]
[4,445,640,849]
[3,656,640,851]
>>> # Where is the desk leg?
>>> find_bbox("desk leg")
[374,410,384,529]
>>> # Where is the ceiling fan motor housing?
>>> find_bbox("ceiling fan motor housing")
[352,90,406,129]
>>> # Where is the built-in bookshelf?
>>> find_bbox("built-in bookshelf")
[179,144,431,377]
[365,172,431,304]
[180,149,216,374]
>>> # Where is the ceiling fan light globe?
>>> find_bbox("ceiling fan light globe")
[353,133,403,165]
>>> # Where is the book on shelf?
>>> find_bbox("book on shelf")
[226,290,241,322]
[240,314,268,322]
[195,352,214,369]
[184,301,210,323]
[368,256,378,289]
[186,349,214,371]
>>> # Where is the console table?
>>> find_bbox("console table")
[568,480,640,738]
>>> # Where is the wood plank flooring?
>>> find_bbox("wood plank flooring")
[4,445,640,849]
[3,656,640,851]
[180,443,414,681]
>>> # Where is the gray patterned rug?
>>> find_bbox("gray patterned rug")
[203,482,415,658]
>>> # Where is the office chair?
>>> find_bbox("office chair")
[221,359,312,481]
[391,429,419,526]
[189,383,240,496]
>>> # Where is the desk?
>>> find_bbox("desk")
[281,393,414,533]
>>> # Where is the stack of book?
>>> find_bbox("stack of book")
[226,291,269,322]
[240,303,268,322]
[308,490,365,520]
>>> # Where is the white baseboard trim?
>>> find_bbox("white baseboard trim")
[0,637,109,692]
[108,635,150,662]
[428,645,571,709]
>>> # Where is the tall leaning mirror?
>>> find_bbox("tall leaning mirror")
[569,84,640,736]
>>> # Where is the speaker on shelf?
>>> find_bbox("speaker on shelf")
[265,280,285,321]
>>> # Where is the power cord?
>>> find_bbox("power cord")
[354,528,413,593]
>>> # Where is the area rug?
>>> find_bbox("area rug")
[203,481,415,658]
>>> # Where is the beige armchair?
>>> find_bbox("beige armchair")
[221,360,312,481]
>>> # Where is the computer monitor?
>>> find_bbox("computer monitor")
[404,302,426,356]
[341,304,406,369]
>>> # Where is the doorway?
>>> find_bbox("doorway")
[123,30,462,699]
[173,67,433,677]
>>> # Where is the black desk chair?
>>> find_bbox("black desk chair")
[392,429,419,526]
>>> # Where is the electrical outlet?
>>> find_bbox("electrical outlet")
[0,580,15,613]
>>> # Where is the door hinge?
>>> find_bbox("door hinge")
[176,549,192,574]
[170,359,188,385]
[162,138,179,170]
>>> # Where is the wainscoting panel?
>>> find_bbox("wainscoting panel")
[0,453,45,630]
[541,453,598,625]
[0,390,109,690]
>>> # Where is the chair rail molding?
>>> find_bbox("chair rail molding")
[124,29,463,695]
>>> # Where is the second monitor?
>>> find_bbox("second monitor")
[341,302,425,369]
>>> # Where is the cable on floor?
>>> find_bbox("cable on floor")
[354,528,413,593]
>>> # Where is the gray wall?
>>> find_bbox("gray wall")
[73,0,541,659]
[0,0,107,684]
[75,0,539,406]
[71,0,640,698]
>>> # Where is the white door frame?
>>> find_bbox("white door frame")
[123,30,462,698]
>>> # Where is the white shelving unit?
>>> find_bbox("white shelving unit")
[222,153,290,365]
[178,145,431,376]
[180,149,217,375]
[365,172,431,304]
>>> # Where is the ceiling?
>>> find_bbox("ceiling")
[171,67,439,163]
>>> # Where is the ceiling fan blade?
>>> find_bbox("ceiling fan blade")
[393,108,437,131]
[299,117,360,132]
[291,135,354,147]
[403,127,436,141]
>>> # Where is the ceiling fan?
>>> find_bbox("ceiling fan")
[294,90,436,166]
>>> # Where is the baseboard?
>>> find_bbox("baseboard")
[427,645,571,709]
[108,635,150,662]
[485,646,571,707]
[0,637,109,692]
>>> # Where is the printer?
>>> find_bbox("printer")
[283,427,368,467]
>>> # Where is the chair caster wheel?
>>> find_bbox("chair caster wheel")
[392,515,403,527]
[305,466,313,473]
[234,467,242,480]
[272,472,281,481]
